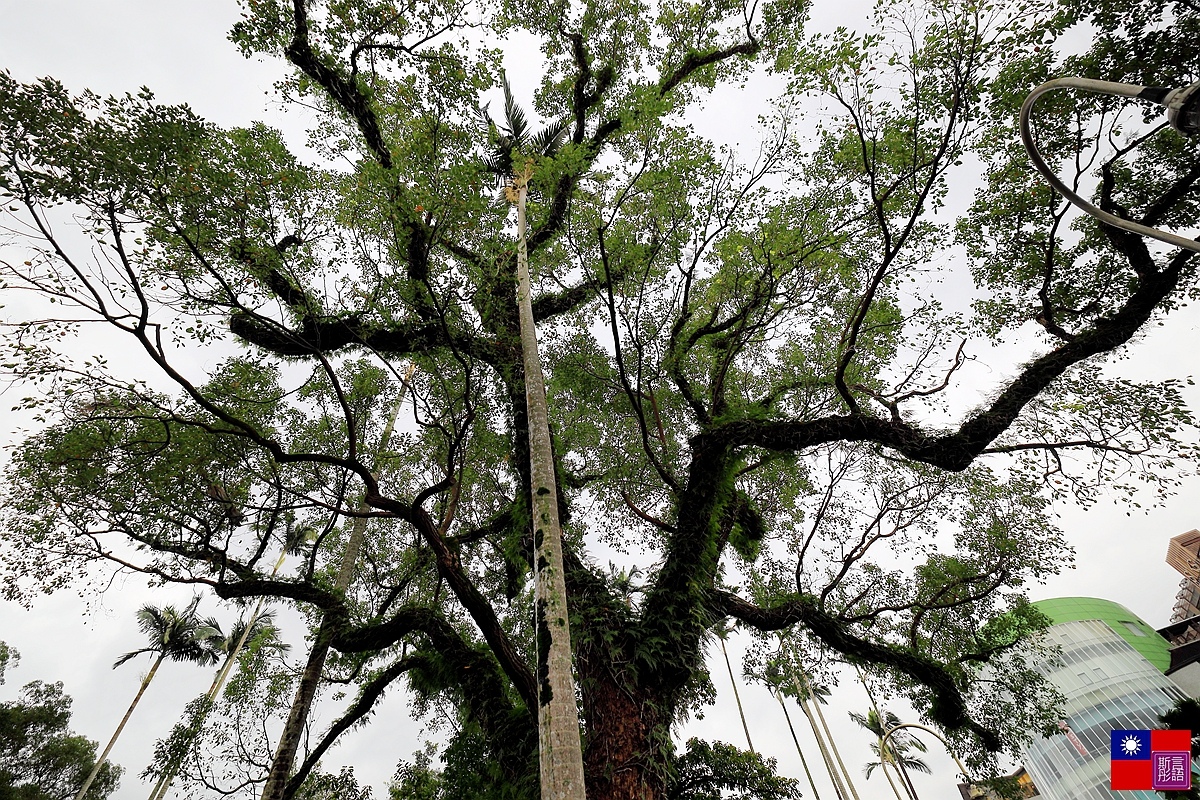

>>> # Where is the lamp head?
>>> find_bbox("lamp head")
[1166,81,1200,135]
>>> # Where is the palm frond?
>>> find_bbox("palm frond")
[134,604,167,640]
[477,71,565,189]
[113,647,153,669]
[898,756,932,774]
[285,526,317,556]
[200,616,225,642]
[529,117,568,158]
[166,637,222,667]
[193,623,223,644]
[226,611,285,653]
[473,99,494,130]
[484,152,514,182]
[500,72,529,144]
[121,596,221,667]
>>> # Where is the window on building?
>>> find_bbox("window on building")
[1121,620,1147,636]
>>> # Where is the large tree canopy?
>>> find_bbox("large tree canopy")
[1,0,1197,796]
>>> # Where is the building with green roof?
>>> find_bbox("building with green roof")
[1016,597,1189,800]
[1032,597,1171,673]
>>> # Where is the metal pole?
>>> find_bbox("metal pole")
[880,723,972,789]
[1020,76,1200,253]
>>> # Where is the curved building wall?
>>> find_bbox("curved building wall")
[1033,597,1171,671]
[1021,599,1188,800]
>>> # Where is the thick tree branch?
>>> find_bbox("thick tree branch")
[283,655,425,800]
[366,492,539,711]
[705,259,1185,470]
[285,0,394,169]
[713,589,1002,750]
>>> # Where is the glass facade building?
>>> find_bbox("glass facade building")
[1020,598,1189,800]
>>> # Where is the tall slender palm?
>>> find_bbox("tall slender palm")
[853,667,903,800]
[848,709,906,800]
[855,666,928,800]
[262,384,409,800]
[797,667,861,800]
[848,708,929,800]
[717,623,754,753]
[769,658,844,800]
[865,736,930,798]
[73,598,221,800]
[479,75,585,800]
[774,689,822,800]
[148,609,288,800]
[796,680,847,800]
[152,525,312,800]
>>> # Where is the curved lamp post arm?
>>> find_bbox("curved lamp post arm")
[880,722,972,785]
[1020,76,1200,254]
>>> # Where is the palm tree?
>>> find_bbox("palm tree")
[73,597,221,800]
[847,707,905,800]
[478,75,567,197]
[797,667,861,800]
[717,623,755,753]
[774,688,823,800]
[768,658,845,800]
[478,74,585,800]
[797,678,848,800]
[849,708,930,800]
[148,609,288,800]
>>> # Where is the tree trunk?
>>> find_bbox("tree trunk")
[262,617,336,800]
[74,653,165,800]
[263,397,405,800]
[579,663,664,800]
[798,693,846,800]
[720,637,754,754]
[776,690,822,800]
[799,669,861,800]
[515,177,587,800]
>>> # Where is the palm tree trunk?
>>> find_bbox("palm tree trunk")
[879,754,907,800]
[75,653,165,800]
[515,177,587,800]
[798,692,846,800]
[776,690,822,800]
[151,553,285,800]
[720,637,754,753]
[262,398,405,800]
[896,760,921,800]
[799,669,861,800]
[210,550,285,700]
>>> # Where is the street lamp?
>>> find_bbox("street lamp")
[880,722,974,786]
[1020,76,1200,253]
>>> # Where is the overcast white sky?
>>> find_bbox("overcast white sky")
[2,3,1199,799]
